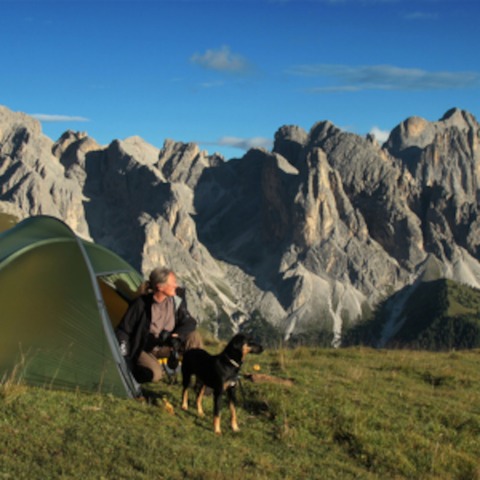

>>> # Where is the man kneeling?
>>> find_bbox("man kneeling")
[116,267,202,383]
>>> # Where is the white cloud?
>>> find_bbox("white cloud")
[31,114,89,123]
[288,64,480,91]
[190,46,252,74]
[217,136,272,151]
[369,126,390,144]
[199,136,272,152]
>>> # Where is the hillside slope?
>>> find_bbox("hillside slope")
[1,346,479,479]
[345,279,480,349]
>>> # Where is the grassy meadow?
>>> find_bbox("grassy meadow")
[1,345,479,480]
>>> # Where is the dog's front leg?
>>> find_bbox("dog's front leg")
[181,368,192,411]
[227,387,239,432]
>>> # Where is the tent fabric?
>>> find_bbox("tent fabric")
[0,215,143,398]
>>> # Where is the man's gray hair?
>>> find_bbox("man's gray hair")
[149,267,173,288]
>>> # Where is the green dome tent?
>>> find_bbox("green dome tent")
[0,215,143,398]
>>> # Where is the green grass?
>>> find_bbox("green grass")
[1,347,480,479]
[447,281,480,316]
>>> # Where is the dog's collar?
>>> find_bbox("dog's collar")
[225,355,241,368]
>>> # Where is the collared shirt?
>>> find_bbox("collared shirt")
[150,297,175,337]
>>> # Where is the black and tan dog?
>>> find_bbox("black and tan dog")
[181,333,263,434]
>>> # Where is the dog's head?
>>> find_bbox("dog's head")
[227,334,263,361]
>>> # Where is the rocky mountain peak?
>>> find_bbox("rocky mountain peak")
[0,105,42,141]
[2,105,480,346]
[0,107,88,236]
[386,109,479,162]
[308,120,342,146]
[117,136,161,167]
[273,125,308,167]
[157,139,224,188]
[440,107,478,130]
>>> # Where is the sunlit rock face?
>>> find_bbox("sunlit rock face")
[2,104,480,344]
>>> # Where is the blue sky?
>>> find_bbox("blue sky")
[1,0,479,160]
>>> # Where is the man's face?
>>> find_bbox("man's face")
[158,272,178,297]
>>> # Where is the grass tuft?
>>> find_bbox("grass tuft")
[0,356,28,404]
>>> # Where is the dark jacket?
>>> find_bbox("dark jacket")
[115,292,197,364]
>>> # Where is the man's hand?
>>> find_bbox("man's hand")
[119,341,129,356]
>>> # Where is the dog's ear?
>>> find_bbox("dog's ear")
[230,334,246,351]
